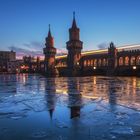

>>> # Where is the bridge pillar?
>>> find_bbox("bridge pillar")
[66,12,83,76]
[43,25,57,77]
[107,42,118,75]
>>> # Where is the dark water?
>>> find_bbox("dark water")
[0,74,140,140]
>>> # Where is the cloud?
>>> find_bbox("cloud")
[56,48,67,56]
[23,41,44,50]
[97,42,109,50]
[8,45,43,59]
[8,41,45,58]
[8,41,67,58]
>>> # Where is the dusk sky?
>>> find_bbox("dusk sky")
[0,0,140,57]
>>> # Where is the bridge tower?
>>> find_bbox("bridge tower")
[107,42,118,75]
[66,12,83,76]
[43,25,57,76]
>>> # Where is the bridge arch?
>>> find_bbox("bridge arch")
[119,57,123,66]
[124,56,129,66]
[94,59,97,66]
[98,59,102,67]
[84,60,87,66]
[87,60,90,66]
[90,59,93,66]
[130,56,136,65]
[102,58,107,66]
[136,56,140,65]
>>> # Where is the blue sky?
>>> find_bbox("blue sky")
[0,0,140,56]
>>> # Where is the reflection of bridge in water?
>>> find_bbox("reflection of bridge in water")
[43,76,139,119]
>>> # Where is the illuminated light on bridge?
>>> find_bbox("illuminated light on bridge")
[118,44,140,51]
[55,55,67,59]
[133,66,137,70]
[77,62,80,65]
[82,49,108,56]
[93,66,96,70]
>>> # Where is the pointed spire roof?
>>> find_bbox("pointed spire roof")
[72,11,77,29]
[48,24,52,38]
[45,24,54,47]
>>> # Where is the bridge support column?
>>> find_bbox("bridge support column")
[66,12,83,76]
[43,25,58,77]
[107,42,118,76]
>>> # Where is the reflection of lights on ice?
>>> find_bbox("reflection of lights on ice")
[56,89,98,99]
[93,77,96,85]
[133,66,136,70]
[23,76,26,84]
[56,89,68,94]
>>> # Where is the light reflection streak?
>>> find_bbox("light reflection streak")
[56,89,98,99]
[56,44,140,59]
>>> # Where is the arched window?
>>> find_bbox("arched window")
[119,57,123,66]
[136,56,140,65]
[130,56,135,65]
[124,56,129,66]
[87,60,90,66]
[102,58,106,66]
[94,59,97,66]
[84,60,87,66]
[98,59,102,66]
[91,60,93,66]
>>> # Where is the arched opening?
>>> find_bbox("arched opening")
[119,57,123,66]
[136,56,140,65]
[124,56,129,66]
[130,56,135,65]
[98,59,102,67]
[84,60,87,66]
[91,60,93,66]
[102,58,107,66]
[87,60,90,66]
[94,59,97,66]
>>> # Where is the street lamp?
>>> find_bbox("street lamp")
[93,66,96,70]
[133,66,137,70]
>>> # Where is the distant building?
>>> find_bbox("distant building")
[0,50,16,73]
[0,50,16,61]
[7,60,23,73]
[19,56,41,73]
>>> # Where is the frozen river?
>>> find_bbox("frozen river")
[0,74,140,140]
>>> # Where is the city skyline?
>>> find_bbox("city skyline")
[0,0,140,58]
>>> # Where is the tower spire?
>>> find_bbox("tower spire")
[72,11,77,28]
[45,24,54,47]
[73,11,75,19]
[48,24,52,37]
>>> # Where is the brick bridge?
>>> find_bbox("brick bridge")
[25,13,140,76]
[55,43,140,76]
